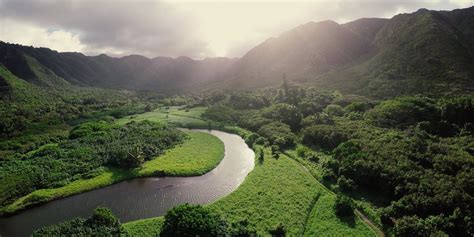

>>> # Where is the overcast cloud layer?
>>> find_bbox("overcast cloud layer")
[0,0,472,58]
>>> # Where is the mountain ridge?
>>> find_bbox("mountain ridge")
[1,6,474,97]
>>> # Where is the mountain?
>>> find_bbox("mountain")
[224,7,474,97]
[1,6,474,97]
[312,7,474,97]
[0,42,238,92]
[222,20,373,88]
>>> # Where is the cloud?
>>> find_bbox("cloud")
[0,18,85,52]
[0,0,472,58]
[0,0,209,58]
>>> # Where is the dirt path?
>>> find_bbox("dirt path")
[355,209,386,237]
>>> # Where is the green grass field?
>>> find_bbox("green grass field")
[304,195,375,236]
[123,147,376,236]
[116,106,209,127]
[2,131,224,215]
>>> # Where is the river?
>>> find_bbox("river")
[0,129,255,237]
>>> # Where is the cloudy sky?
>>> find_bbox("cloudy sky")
[0,0,472,58]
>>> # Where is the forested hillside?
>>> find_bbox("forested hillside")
[2,7,474,97]
[196,84,474,236]
[0,42,237,92]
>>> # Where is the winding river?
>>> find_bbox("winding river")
[0,130,255,237]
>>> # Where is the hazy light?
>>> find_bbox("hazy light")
[1,0,473,58]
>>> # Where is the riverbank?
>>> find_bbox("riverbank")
[117,107,377,236]
[123,145,376,236]
[1,131,224,216]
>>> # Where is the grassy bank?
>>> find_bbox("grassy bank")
[123,147,375,236]
[2,131,224,215]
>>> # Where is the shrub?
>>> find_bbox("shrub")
[324,104,345,117]
[258,122,296,148]
[160,204,228,237]
[337,176,357,192]
[334,195,354,217]
[33,207,124,236]
[230,219,257,236]
[268,223,286,237]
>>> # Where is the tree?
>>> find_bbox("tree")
[269,223,286,237]
[334,195,354,217]
[86,207,121,227]
[258,147,265,164]
[160,204,228,237]
[230,219,257,236]
[33,207,124,236]
[258,121,296,148]
[271,145,281,159]
[208,121,212,131]
[262,103,302,131]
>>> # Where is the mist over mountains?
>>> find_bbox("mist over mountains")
[1,6,474,97]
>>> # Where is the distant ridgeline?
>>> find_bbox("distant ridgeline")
[1,6,474,97]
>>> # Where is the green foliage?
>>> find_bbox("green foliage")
[0,65,153,139]
[0,121,185,209]
[268,223,286,237]
[262,103,302,131]
[202,104,238,124]
[3,131,224,214]
[330,131,473,235]
[366,96,438,128]
[123,217,164,237]
[198,89,473,236]
[32,207,125,236]
[229,92,269,109]
[302,124,349,150]
[334,195,354,217]
[258,122,296,148]
[324,104,345,117]
[304,195,374,236]
[160,204,228,237]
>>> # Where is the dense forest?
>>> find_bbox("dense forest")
[195,83,474,236]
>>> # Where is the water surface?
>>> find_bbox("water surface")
[0,129,254,237]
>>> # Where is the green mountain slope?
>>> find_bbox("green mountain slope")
[1,7,474,97]
[314,8,474,98]
[0,42,237,92]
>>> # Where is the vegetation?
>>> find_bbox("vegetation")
[186,84,473,236]
[0,65,155,139]
[1,130,224,214]
[0,120,184,210]
[160,204,228,237]
[3,15,474,234]
[334,195,354,218]
[124,146,374,236]
[33,207,126,236]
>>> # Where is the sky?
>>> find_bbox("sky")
[0,0,472,59]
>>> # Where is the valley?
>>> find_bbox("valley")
[0,5,473,237]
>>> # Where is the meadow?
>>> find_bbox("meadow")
[116,106,209,127]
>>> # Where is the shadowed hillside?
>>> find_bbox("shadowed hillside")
[1,7,474,97]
